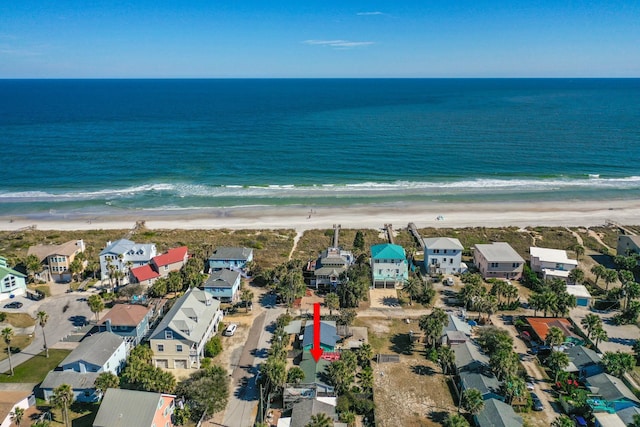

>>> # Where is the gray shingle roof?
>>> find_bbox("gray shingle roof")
[150,287,220,345]
[290,398,336,427]
[60,332,124,369]
[41,371,100,390]
[453,341,489,373]
[204,269,241,288]
[475,398,523,427]
[209,246,253,261]
[566,346,602,370]
[93,388,172,427]
[586,373,640,403]
[423,237,464,250]
[100,239,156,262]
[460,371,501,397]
[474,242,524,262]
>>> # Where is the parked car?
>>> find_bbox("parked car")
[445,277,454,286]
[525,379,535,391]
[223,323,238,336]
[520,331,531,341]
[530,392,544,411]
[4,301,23,309]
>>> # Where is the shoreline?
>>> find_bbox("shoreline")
[1,199,639,232]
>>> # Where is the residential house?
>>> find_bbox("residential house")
[617,235,640,256]
[312,247,354,289]
[616,406,640,426]
[473,242,524,280]
[370,243,408,289]
[423,237,464,275]
[93,388,176,427]
[586,372,640,412]
[151,246,188,277]
[97,303,154,346]
[459,371,503,401]
[565,346,603,379]
[0,257,27,301]
[299,352,334,395]
[149,287,223,369]
[41,332,127,402]
[288,398,339,427]
[442,314,473,346]
[100,239,157,286]
[0,390,34,427]
[566,284,592,307]
[593,412,626,427]
[208,247,253,272]
[453,341,490,374]
[202,268,242,302]
[525,317,582,345]
[27,240,86,283]
[301,321,340,352]
[529,247,578,281]
[474,398,523,427]
[130,264,160,287]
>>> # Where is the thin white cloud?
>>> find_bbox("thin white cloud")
[303,40,374,48]
[357,11,384,16]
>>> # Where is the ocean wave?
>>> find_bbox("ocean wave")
[2,176,640,202]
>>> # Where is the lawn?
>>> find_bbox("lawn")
[0,349,70,383]
[2,312,36,328]
[0,335,34,362]
[36,401,99,427]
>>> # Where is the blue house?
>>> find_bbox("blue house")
[208,247,254,272]
[97,303,154,346]
[565,346,603,379]
[586,372,640,412]
[459,371,504,402]
[302,321,340,352]
[202,268,242,302]
[370,244,408,289]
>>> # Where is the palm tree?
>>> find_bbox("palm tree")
[51,384,74,427]
[286,367,305,384]
[581,314,602,340]
[69,258,83,282]
[37,311,50,358]
[545,326,565,347]
[624,281,640,309]
[460,388,484,415]
[25,254,42,283]
[2,327,14,376]
[10,406,24,426]
[572,244,585,261]
[593,327,608,348]
[443,413,470,427]
[438,345,455,376]
[547,351,570,382]
[539,290,558,317]
[489,348,518,381]
[568,268,584,285]
[603,268,619,291]
[324,292,339,315]
[503,284,519,306]
[94,372,120,396]
[591,264,606,287]
[88,294,105,321]
[240,288,254,312]
[403,276,422,305]
[552,415,575,427]
[503,376,526,405]
[305,413,333,427]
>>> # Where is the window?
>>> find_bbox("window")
[490,262,499,268]
[157,344,164,352]
[512,263,520,268]
[434,249,440,254]
[444,249,448,254]
[450,259,453,264]
[443,258,447,262]
[176,344,183,352]
[164,265,169,271]
[165,331,173,339]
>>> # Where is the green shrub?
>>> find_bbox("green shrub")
[0,312,6,322]
[204,336,223,358]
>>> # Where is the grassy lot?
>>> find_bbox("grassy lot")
[570,227,610,253]
[0,349,70,382]
[0,335,33,362]
[355,317,457,427]
[1,312,36,328]
[35,401,99,427]
[528,227,578,251]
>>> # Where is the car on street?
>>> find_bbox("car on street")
[526,379,535,391]
[223,323,238,336]
[530,392,544,411]
[4,301,23,309]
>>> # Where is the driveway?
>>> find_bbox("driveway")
[0,290,95,374]
[570,306,638,352]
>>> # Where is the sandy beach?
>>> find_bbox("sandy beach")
[1,199,639,232]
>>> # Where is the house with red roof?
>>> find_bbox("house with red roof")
[130,246,188,286]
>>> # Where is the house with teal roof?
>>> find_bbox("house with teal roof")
[370,244,408,288]
[0,256,27,302]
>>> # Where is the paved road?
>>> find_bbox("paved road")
[222,295,284,427]
[0,291,94,374]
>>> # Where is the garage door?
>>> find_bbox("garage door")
[156,359,168,369]
[175,359,187,369]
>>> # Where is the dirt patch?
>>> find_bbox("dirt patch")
[369,288,400,309]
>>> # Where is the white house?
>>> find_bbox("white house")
[0,390,33,427]
[99,239,157,286]
[423,237,464,275]
[529,247,578,281]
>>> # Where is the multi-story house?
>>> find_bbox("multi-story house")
[370,244,408,289]
[0,256,27,301]
[129,246,189,286]
[312,247,354,289]
[208,247,253,272]
[423,237,464,275]
[149,287,223,369]
[27,240,86,283]
[202,268,241,302]
[93,388,176,427]
[529,247,577,281]
[99,239,157,286]
[97,303,154,346]
[617,235,640,256]
[473,242,524,280]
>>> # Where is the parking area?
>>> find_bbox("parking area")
[369,288,400,308]
[570,306,638,352]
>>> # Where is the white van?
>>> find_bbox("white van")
[223,323,238,336]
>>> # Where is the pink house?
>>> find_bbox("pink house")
[93,388,175,427]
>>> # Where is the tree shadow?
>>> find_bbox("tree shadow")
[428,410,449,424]
[381,296,400,307]
[390,333,414,355]
[589,254,616,269]
[411,365,436,376]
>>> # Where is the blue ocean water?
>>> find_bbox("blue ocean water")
[1,78,640,217]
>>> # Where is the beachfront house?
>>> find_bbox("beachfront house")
[370,243,408,289]
[27,239,86,283]
[423,237,464,275]
[208,247,253,272]
[312,247,354,289]
[100,239,157,286]
[473,242,524,280]
[97,303,154,346]
[130,264,160,287]
[41,332,127,402]
[93,388,176,427]
[202,268,242,302]
[149,287,223,369]
[0,257,27,302]
[529,247,578,282]
[129,246,189,286]
[617,235,640,256]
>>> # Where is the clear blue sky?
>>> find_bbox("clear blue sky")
[1,1,639,78]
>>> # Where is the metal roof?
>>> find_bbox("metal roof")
[60,332,125,368]
[474,242,524,262]
[208,246,253,261]
[371,244,406,260]
[93,388,175,427]
[423,237,464,250]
